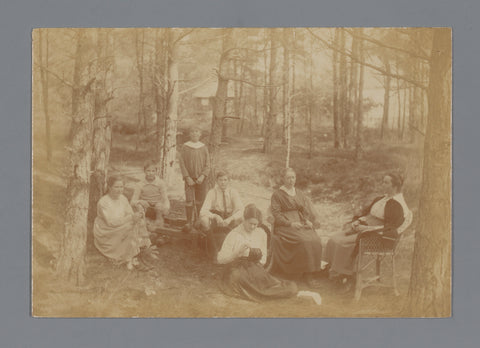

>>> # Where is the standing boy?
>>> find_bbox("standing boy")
[179,127,211,230]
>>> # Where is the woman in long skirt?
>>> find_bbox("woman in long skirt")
[217,204,298,301]
[325,173,411,290]
[270,168,324,286]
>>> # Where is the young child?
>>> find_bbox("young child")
[179,126,211,229]
[130,160,170,230]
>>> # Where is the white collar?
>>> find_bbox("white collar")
[184,141,205,149]
[215,185,229,193]
[280,185,296,196]
[141,176,162,185]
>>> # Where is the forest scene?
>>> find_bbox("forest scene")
[31,27,451,317]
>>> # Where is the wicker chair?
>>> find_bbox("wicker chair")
[354,209,413,301]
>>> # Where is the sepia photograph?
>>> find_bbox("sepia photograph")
[31,27,451,318]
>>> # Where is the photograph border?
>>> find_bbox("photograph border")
[1,0,477,347]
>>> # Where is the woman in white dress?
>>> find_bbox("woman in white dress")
[93,176,152,269]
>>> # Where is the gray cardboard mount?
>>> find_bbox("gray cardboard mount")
[1,0,478,347]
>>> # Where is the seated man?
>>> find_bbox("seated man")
[199,170,243,260]
[130,160,170,231]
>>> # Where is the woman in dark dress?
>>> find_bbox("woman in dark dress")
[325,173,411,289]
[270,168,324,286]
[217,204,298,301]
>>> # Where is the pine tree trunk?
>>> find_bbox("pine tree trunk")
[38,29,52,162]
[381,53,391,140]
[56,30,93,285]
[282,28,289,145]
[339,29,348,148]
[135,29,146,151]
[261,29,269,137]
[307,36,314,159]
[406,28,451,317]
[408,85,415,142]
[332,29,340,149]
[355,29,365,160]
[350,35,358,141]
[209,28,233,166]
[402,83,407,139]
[263,28,280,154]
[396,60,402,138]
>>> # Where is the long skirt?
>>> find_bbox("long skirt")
[324,231,357,276]
[325,229,398,276]
[221,259,298,301]
[93,218,151,264]
[271,225,323,275]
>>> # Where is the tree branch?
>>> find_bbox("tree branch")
[306,28,428,90]
[34,63,74,89]
[173,28,195,45]
[344,28,431,61]
[178,77,215,95]
[219,73,286,88]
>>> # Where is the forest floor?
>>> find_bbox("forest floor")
[32,131,423,317]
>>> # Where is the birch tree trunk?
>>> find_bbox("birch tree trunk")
[88,28,113,235]
[154,28,167,160]
[159,28,180,182]
[407,28,451,317]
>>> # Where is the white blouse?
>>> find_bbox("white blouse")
[217,224,267,265]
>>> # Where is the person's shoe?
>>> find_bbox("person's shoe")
[182,223,193,233]
[338,277,354,294]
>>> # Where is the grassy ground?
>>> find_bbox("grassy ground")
[32,130,422,317]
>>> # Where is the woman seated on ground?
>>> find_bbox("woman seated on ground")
[217,204,298,301]
[325,173,411,290]
[270,168,324,287]
[93,175,154,270]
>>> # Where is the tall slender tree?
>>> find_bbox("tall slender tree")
[355,28,365,160]
[88,28,114,235]
[210,28,234,167]
[263,28,281,154]
[56,30,95,284]
[332,28,340,149]
[38,29,52,162]
[380,51,391,139]
[407,28,451,317]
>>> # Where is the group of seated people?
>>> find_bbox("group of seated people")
[92,127,411,301]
